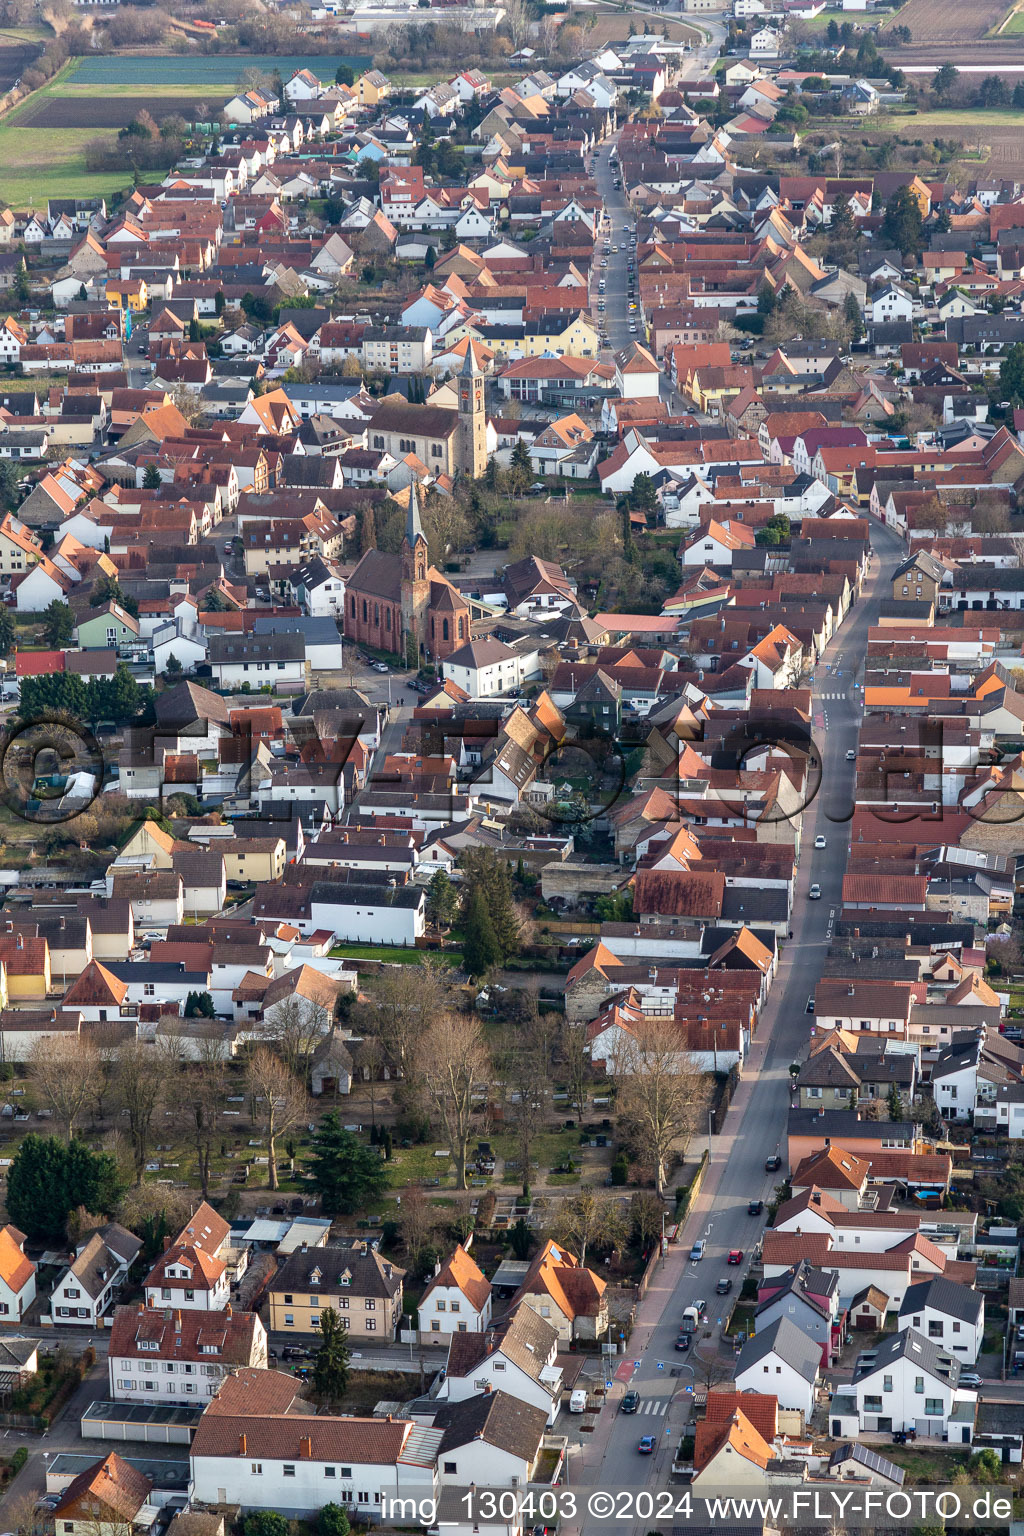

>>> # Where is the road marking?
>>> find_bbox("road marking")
[640,1400,667,1415]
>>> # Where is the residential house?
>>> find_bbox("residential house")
[419,1245,492,1341]
[266,1244,405,1340]
[0,1225,35,1324]
[51,1224,142,1326]
[108,1303,268,1403]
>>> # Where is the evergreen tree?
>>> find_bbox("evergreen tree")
[41,599,74,649]
[460,848,520,963]
[6,1135,121,1242]
[143,463,162,490]
[305,1112,389,1213]
[888,1082,904,1122]
[462,888,501,978]
[880,186,924,258]
[311,1308,352,1411]
[844,290,864,341]
[425,869,458,931]
[0,608,15,659]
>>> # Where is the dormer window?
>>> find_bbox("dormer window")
[339,1270,351,1287]
[310,1268,322,1287]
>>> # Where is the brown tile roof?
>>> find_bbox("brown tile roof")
[63,958,128,1008]
[109,1303,261,1365]
[791,1145,869,1190]
[55,1454,152,1523]
[694,1408,775,1474]
[192,1368,411,1462]
[421,1243,490,1314]
[0,1224,34,1295]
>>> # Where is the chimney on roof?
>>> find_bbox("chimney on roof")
[299,1436,312,1459]
[239,1433,247,1456]
[15,935,22,951]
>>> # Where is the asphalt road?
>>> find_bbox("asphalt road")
[573,517,908,1532]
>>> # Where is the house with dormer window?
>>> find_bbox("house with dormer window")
[266,1244,405,1339]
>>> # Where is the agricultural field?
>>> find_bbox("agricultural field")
[879,0,1008,41]
[66,52,371,87]
[586,12,699,46]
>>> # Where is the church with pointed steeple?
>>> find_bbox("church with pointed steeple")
[344,480,470,663]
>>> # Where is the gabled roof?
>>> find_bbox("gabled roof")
[421,1243,490,1313]
[736,1315,821,1384]
[899,1276,982,1327]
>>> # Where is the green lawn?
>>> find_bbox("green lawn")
[998,4,1024,31]
[0,124,130,206]
[328,943,462,966]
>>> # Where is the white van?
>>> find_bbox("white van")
[569,1389,588,1413]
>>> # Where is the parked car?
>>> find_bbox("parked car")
[747,1200,763,1216]
[814,835,827,849]
[715,1277,732,1295]
[809,884,822,900]
[846,748,856,761]
[675,1332,691,1351]
[960,1372,983,1389]
[621,1390,640,1413]
[727,1249,743,1264]
[689,1239,706,1261]
[765,1154,782,1172]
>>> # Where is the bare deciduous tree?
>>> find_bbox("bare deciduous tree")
[550,1186,618,1268]
[260,994,333,1084]
[560,1016,590,1119]
[615,1018,712,1196]
[30,1034,100,1140]
[494,1024,548,1197]
[398,1186,438,1277]
[167,1040,228,1200]
[245,1046,308,1190]
[418,1011,487,1190]
[116,1040,166,1184]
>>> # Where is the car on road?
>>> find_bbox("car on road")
[747,1199,763,1215]
[638,1435,656,1454]
[960,1372,983,1389]
[281,1346,308,1360]
[689,1239,706,1260]
[846,749,856,760]
[814,834,827,849]
[715,1277,732,1296]
[675,1332,691,1351]
[765,1154,782,1172]
[621,1390,640,1413]
[727,1249,743,1264]
[806,996,815,1014]
[809,883,821,899]
[373,662,389,673]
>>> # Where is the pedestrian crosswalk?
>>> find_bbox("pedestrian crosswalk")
[821,692,848,700]
[638,1399,667,1416]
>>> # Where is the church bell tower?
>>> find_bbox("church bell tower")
[457,343,487,480]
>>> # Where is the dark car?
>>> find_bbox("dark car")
[765,1155,782,1172]
[715,1277,732,1295]
[675,1332,691,1351]
[621,1390,640,1414]
[747,1200,763,1216]
[281,1346,307,1360]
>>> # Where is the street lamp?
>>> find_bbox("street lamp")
[707,1107,713,1161]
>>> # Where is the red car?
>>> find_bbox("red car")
[727,1249,743,1264]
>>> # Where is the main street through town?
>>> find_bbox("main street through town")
[571,516,908,1534]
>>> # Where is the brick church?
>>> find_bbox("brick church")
[344,349,484,663]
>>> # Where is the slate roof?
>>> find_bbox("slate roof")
[736,1316,820,1384]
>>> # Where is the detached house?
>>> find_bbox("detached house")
[897,1277,984,1363]
[51,1223,142,1326]
[108,1303,268,1404]
[436,1305,563,1425]
[508,1239,608,1342]
[419,1244,492,1341]
[832,1327,977,1443]
[0,1224,35,1323]
[267,1244,405,1340]
[734,1316,820,1416]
